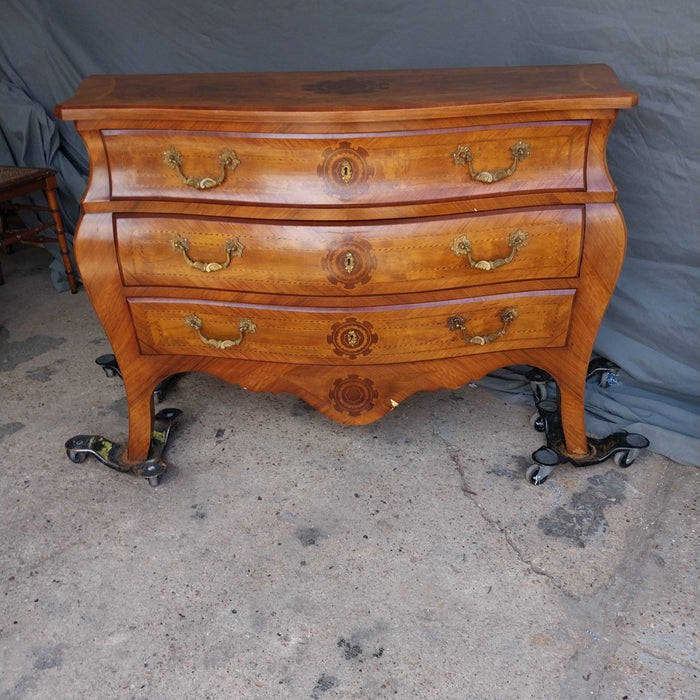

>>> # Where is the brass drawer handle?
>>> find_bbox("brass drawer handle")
[170,233,244,272]
[452,228,529,270]
[184,314,256,349]
[447,307,518,345]
[452,140,530,183]
[163,146,240,189]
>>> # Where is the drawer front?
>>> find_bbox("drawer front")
[117,206,583,294]
[129,291,574,365]
[103,122,587,205]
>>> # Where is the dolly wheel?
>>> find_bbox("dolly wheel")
[526,463,552,485]
[614,448,639,468]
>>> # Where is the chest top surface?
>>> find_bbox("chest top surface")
[56,64,637,124]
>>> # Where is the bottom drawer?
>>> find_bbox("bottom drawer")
[129,291,574,365]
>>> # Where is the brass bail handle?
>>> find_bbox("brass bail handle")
[452,140,530,183]
[184,314,256,349]
[447,307,518,345]
[163,146,240,189]
[452,229,529,270]
[170,234,244,272]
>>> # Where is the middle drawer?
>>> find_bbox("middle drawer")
[116,206,583,295]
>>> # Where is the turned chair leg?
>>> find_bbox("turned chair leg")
[44,173,78,294]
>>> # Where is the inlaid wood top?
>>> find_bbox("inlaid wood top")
[56,64,637,123]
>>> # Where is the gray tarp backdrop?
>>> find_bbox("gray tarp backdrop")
[1,0,698,465]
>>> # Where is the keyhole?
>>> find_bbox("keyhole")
[343,251,356,274]
[345,330,359,347]
[340,159,353,184]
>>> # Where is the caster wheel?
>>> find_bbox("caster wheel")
[614,448,639,468]
[66,449,87,464]
[526,463,552,485]
[140,459,165,486]
[529,412,545,432]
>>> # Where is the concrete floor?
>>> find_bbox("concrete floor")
[0,245,698,700]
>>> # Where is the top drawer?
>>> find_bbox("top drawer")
[102,121,588,206]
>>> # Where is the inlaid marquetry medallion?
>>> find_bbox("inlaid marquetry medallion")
[318,141,373,199]
[327,317,378,359]
[322,234,376,289]
[329,375,379,417]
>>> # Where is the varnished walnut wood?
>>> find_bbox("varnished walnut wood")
[129,292,574,363]
[56,65,637,463]
[56,65,637,122]
[99,123,588,206]
[115,208,584,293]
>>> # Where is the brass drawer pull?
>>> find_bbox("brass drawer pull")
[452,140,530,183]
[452,228,529,270]
[163,146,240,189]
[170,233,244,272]
[447,307,518,345]
[184,314,256,349]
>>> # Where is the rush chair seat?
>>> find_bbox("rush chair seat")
[0,165,78,293]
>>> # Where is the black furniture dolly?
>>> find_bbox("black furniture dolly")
[526,359,649,485]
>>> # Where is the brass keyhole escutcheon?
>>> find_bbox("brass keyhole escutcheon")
[345,329,359,347]
[340,159,353,184]
[344,251,356,273]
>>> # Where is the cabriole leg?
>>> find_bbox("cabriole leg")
[64,363,183,486]
[525,361,649,485]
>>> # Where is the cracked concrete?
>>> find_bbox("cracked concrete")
[1,245,698,699]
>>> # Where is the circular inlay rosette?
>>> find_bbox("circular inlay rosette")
[318,141,373,198]
[322,235,376,289]
[329,374,379,417]
[327,317,378,359]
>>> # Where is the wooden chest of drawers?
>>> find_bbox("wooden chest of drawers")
[56,65,639,478]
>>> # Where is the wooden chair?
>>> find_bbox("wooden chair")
[0,165,78,293]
